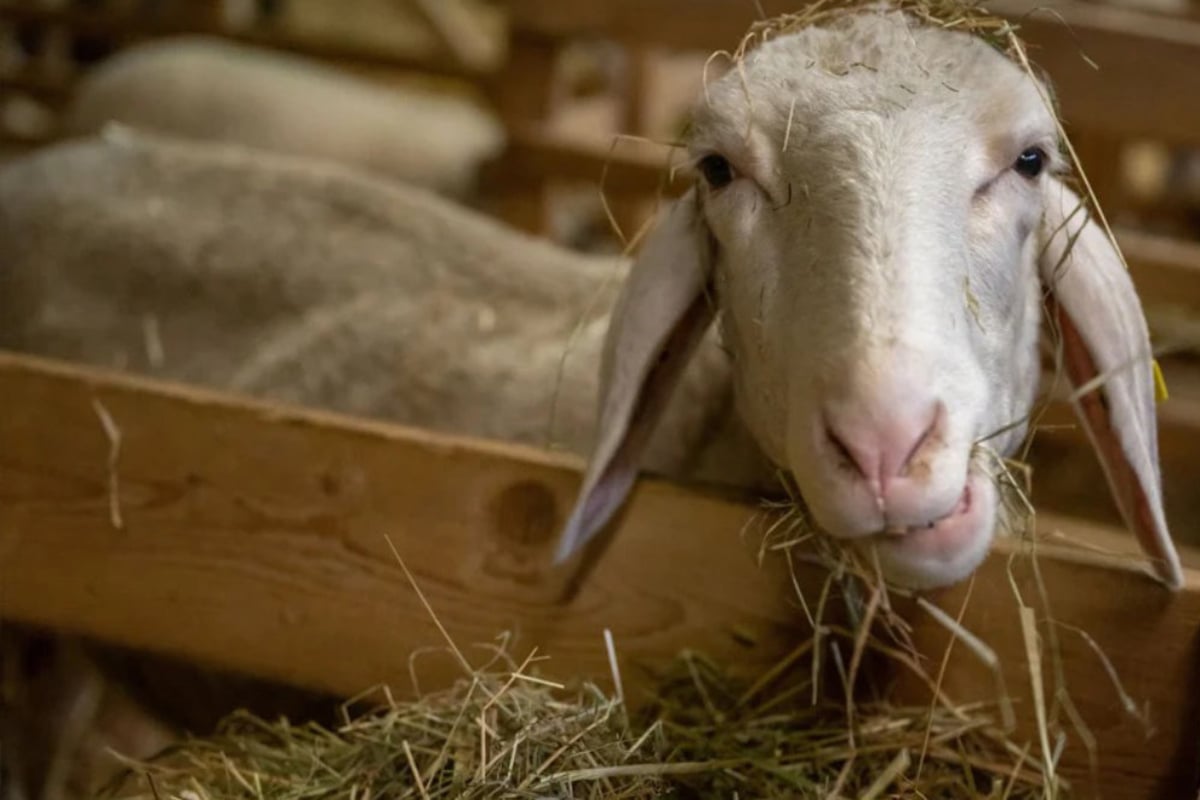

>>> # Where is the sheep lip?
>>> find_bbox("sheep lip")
[883,483,972,536]
[874,477,984,558]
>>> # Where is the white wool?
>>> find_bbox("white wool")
[62,36,505,198]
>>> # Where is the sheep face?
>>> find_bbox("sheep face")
[691,18,1055,586]
[560,10,1181,592]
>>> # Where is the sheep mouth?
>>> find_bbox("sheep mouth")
[880,482,973,536]
[872,473,989,560]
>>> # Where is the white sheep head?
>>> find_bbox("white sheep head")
[558,9,1182,590]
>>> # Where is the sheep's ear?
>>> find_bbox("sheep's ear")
[555,190,714,565]
[1039,178,1183,589]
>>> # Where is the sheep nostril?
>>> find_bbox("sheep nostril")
[899,404,942,475]
[822,399,944,489]
[826,426,867,478]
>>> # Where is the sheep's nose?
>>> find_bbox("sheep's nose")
[823,399,943,495]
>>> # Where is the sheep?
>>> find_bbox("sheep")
[0,128,774,495]
[61,35,505,199]
[3,8,1184,594]
[551,9,1184,591]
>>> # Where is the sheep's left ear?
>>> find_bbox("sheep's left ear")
[555,189,715,565]
[1039,178,1183,589]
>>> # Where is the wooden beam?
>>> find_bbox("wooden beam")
[482,33,562,232]
[0,351,1198,797]
[410,0,500,73]
[499,0,785,52]
[501,0,1200,145]
[0,3,482,79]
[1124,228,1200,317]
[990,0,1200,147]
[0,350,798,695]
[488,124,688,195]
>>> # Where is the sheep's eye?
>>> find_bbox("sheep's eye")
[697,154,736,190]
[1014,147,1046,179]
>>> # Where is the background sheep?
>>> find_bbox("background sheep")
[61,35,505,199]
[0,129,774,492]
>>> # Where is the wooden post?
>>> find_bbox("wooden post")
[608,44,655,245]
[1072,129,1127,216]
[483,31,561,234]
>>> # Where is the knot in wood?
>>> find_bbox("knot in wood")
[490,480,559,549]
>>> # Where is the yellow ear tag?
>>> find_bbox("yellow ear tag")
[1152,359,1169,403]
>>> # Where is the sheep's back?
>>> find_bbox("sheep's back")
[0,132,619,453]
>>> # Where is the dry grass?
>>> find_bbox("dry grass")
[104,601,1058,800]
[738,0,1026,58]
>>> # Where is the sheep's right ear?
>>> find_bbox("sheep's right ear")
[555,189,715,564]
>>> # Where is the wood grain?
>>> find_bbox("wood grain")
[0,351,1197,798]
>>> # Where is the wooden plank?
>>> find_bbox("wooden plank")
[0,350,798,693]
[0,351,1198,797]
[501,0,1200,145]
[487,124,688,195]
[1123,228,1200,316]
[990,0,1200,147]
[482,32,561,233]
[410,0,499,72]
[500,0,785,52]
[0,3,482,79]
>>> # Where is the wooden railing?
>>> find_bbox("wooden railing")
[1,351,1197,799]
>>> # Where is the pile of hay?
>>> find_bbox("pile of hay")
[108,635,1054,800]
[108,482,1073,800]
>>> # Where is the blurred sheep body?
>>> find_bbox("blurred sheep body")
[62,36,506,198]
[0,130,772,491]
